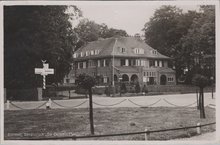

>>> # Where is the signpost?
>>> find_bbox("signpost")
[35,60,54,89]
[35,60,54,106]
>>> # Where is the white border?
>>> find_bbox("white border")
[0,1,219,145]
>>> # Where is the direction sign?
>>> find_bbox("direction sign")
[35,61,54,89]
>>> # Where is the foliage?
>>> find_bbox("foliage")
[74,19,128,49]
[121,83,127,93]
[135,82,141,94]
[4,6,81,88]
[143,5,215,82]
[192,74,209,88]
[75,73,96,90]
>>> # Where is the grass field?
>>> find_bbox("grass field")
[4,107,215,140]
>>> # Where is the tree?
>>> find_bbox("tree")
[143,6,183,57]
[179,6,215,82]
[4,6,81,89]
[143,5,215,83]
[74,19,128,49]
[192,74,209,118]
[75,74,96,134]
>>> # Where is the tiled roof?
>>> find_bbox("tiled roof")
[74,37,170,60]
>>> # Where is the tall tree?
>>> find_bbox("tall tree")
[75,74,97,134]
[4,6,81,88]
[143,5,215,83]
[74,19,128,49]
[143,6,183,57]
[192,74,209,118]
[180,5,215,80]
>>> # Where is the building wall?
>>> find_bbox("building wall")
[67,57,175,86]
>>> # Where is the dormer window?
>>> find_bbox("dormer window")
[152,50,158,55]
[120,47,126,53]
[95,49,100,55]
[91,50,94,55]
[73,53,78,58]
[85,51,89,56]
[134,48,144,54]
[80,52,84,57]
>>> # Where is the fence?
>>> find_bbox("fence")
[5,97,201,110]
[15,122,215,140]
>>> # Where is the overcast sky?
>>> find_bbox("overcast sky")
[72,3,200,36]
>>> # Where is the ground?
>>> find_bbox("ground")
[4,92,216,140]
[4,107,215,140]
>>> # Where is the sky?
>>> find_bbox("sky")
[72,3,200,36]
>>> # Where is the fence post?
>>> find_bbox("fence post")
[37,87,43,101]
[196,123,201,134]
[6,100,10,110]
[145,128,150,140]
[46,98,52,109]
[4,88,7,103]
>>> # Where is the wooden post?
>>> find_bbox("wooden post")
[37,88,43,101]
[145,128,150,140]
[4,88,7,103]
[197,123,201,134]
[6,100,10,110]
[89,88,94,135]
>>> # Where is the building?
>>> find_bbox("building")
[64,36,176,86]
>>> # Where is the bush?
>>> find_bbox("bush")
[121,83,127,93]
[135,82,141,94]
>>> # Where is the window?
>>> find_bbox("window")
[95,49,100,55]
[73,53,78,58]
[103,77,108,83]
[105,59,109,67]
[152,50,157,55]
[149,60,155,67]
[80,52,84,57]
[121,59,126,66]
[168,77,174,82]
[159,61,162,67]
[144,72,146,76]
[121,47,126,53]
[141,60,145,66]
[155,60,158,67]
[79,62,83,69]
[85,51,89,56]
[88,60,95,68]
[136,59,140,66]
[125,59,129,66]
[134,48,144,54]
[100,59,104,67]
[98,60,101,67]
[91,50,94,55]
[83,62,86,69]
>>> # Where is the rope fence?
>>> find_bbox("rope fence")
[17,122,216,140]
[127,99,161,107]
[5,97,211,110]
[163,99,197,107]
[51,100,88,108]
[92,99,127,107]
[9,101,48,110]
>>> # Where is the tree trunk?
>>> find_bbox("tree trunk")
[196,89,200,110]
[88,88,94,134]
[200,87,206,118]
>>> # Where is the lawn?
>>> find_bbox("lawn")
[4,107,215,140]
